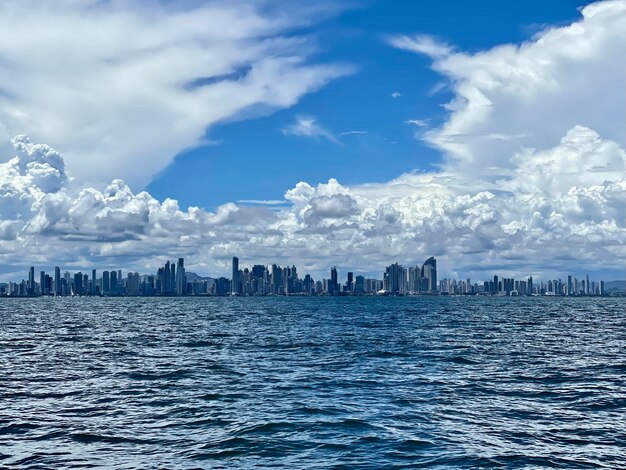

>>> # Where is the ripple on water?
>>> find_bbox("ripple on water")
[0,296,624,468]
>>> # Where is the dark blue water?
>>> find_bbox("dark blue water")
[1,297,625,468]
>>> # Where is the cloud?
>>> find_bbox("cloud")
[338,130,368,136]
[282,115,339,144]
[390,0,626,181]
[0,0,351,188]
[391,92,402,98]
[406,119,429,127]
[389,34,454,58]
[406,119,430,139]
[1,1,625,281]
[237,199,288,206]
[1,126,625,280]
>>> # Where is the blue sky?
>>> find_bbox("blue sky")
[147,0,588,209]
[0,0,624,281]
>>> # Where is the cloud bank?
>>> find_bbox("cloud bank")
[0,0,351,187]
[1,124,624,280]
[1,0,625,281]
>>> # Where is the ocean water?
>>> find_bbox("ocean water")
[0,296,625,469]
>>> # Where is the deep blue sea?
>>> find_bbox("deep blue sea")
[1,296,625,469]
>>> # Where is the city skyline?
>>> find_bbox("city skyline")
[0,1,624,283]
[2,256,619,298]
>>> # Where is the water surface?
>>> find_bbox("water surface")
[1,296,625,468]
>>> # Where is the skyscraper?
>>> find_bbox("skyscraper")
[385,263,405,294]
[420,257,437,293]
[163,261,170,294]
[28,266,35,295]
[567,275,573,296]
[55,266,61,296]
[176,258,186,295]
[330,266,338,295]
[103,270,110,294]
[110,270,117,295]
[74,272,83,295]
[231,257,239,295]
[170,263,176,294]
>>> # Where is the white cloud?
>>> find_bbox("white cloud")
[0,0,351,188]
[390,34,453,59]
[391,92,402,98]
[282,115,339,144]
[390,0,626,181]
[237,199,288,206]
[1,1,625,281]
[1,127,624,280]
[338,130,368,136]
[406,119,429,127]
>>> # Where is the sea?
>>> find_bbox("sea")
[1,296,625,469]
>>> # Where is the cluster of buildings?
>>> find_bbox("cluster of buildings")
[228,257,438,296]
[438,274,605,296]
[0,256,611,297]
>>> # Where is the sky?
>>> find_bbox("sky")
[0,0,624,282]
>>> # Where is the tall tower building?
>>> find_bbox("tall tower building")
[567,275,573,296]
[54,266,61,295]
[28,266,35,295]
[163,261,170,294]
[40,270,45,295]
[103,271,110,294]
[110,270,117,295]
[420,257,437,293]
[231,257,239,295]
[330,266,338,295]
[74,272,83,295]
[176,258,186,295]
[385,263,405,294]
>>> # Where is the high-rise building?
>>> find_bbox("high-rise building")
[567,275,573,296]
[176,258,186,295]
[28,266,35,295]
[385,263,405,294]
[103,271,110,294]
[347,272,354,293]
[354,275,365,294]
[231,257,239,295]
[330,266,338,295]
[39,270,45,295]
[92,269,96,295]
[420,257,437,293]
[74,272,83,295]
[110,270,118,295]
[54,266,61,296]
[163,261,170,294]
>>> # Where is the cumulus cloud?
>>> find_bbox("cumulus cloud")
[1,126,625,280]
[1,1,625,281]
[0,0,351,187]
[390,0,626,181]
